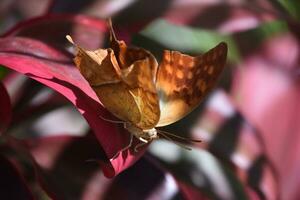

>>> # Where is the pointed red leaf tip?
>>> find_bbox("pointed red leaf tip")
[0,15,147,177]
[0,82,12,134]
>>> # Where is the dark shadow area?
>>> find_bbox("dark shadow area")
[189,4,231,29]
[209,112,243,158]
[0,155,34,199]
[40,133,108,200]
[15,22,74,52]
[104,156,164,200]
[113,0,172,27]
[132,34,199,60]
[248,156,267,200]
[233,29,265,58]
[103,154,187,200]
[4,14,107,53]
[49,0,97,13]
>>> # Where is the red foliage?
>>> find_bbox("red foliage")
[0,14,147,178]
[0,82,11,134]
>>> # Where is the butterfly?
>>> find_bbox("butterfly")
[66,19,227,152]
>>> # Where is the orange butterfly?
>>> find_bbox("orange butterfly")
[67,19,227,152]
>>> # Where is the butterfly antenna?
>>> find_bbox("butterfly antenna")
[99,115,125,124]
[66,35,86,53]
[157,130,192,151]
[66,35,82,49]
[107,18,117,43]
[158,129,202,143]
[66,35,74,44]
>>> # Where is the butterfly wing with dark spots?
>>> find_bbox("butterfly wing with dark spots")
[155,42,227,127]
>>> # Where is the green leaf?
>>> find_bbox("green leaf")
[276,0,300,20]
[132,19,240,63]
[281,0,300,20]
[0,65,8,80]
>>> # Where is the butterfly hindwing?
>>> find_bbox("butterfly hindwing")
[68,22,160,130]
[92,82,142,124]
[156,42,228,126]
[105,21,160,129]
[121,54,160,129]
[92,53,159,129]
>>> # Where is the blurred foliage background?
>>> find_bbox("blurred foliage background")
[0,0,300,199]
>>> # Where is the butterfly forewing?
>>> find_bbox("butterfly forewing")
[156,42,228,127]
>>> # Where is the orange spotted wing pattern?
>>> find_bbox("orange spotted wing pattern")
[156,43,227,126]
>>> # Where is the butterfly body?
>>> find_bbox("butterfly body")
[66,20,227,152]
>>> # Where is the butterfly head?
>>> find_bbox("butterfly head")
[124,123,158,143]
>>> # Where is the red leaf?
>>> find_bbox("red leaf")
[232,33,300,199]
[0,15,146,177]
[3,14,108,49]
[0,81,12,134]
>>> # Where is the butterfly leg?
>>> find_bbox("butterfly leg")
[134,138,150,152]
[99,115,125,124]
[139,137,148,143]
[110,133,133,161]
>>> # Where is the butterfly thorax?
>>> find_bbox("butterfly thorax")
[124,123,158,143]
